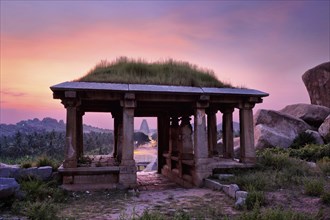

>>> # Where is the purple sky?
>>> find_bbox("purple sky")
[1,1,329,129]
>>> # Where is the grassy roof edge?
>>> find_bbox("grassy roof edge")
[75,57,233,88]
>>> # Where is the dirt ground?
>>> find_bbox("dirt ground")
[59,172,239,219]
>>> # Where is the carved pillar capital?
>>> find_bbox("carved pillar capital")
[120,93,136,109]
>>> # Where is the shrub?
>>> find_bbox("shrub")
[20,161,33,168]
[232,171,274,191]
[289,144,330,162]
[257,149,291,171]
[137,209,167,220]
[236,207,315,220]
[304,179,324,196]
[245,190,266,210]
[317,157,330,175]
[35,156,58,170]
[321,192,330,205]
[25,201,58,220]
[290,132,317,149]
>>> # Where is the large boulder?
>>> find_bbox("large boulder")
[319,115,330,140]
[0,178,20,199]
[254,109,312,149]
[279,103,330,128]
[302,62,330,108]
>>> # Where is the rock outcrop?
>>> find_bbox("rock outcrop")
[0,178,20,199]
[302,62,330,108]
[279,103,330,128]
[319,115,330,140]
[254,109,312,148]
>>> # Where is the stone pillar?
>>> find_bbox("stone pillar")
[76,110,84,160]
[239,103,256,163]
[220,107,234,159]
[62,96,80,168]
[119,93,136,188]
[207,109,217,157]
[157,114,170,173]
[113,113,123,161]
[170,117,179,156]
[193,98,210,186]
[180,116,193,156]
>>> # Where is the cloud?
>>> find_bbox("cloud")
[1,90,27,97]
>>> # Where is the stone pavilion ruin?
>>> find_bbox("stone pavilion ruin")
[50,60,268,190]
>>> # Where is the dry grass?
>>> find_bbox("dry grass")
[77,57,232,88]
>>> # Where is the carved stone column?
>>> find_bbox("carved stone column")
[193,98,210,186]
[113,112,123,161]
[207,109,217,157]
[119,93,136,188]
[220,107,234,159]
[157,114,170,173]
[76,110,84,160]
[61,93,80,168]
[239,103,256,163]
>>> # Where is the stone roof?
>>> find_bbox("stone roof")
[51,81,269,97]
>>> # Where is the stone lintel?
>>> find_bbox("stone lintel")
[65,90,77,98]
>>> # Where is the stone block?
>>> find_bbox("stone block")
[236,190,248,199]
[204,179,223,190]
[217,174,234,180]
[37,166,53,181]
[235,197,246,209]
[0,167,19,178]
[222,184,230,195]
[0,177,20,199]
[228,184,240,199]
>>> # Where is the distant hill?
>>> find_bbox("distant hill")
[0,117,111,136]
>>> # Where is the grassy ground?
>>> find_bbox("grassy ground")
[1,144,329,219]
[77,57,232,88]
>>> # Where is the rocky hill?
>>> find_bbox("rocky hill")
[0,117,111,137]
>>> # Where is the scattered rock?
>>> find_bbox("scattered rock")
[204,179,223,191]
[279,103,330,128]
[305,130,324,145]
[254,109,312,148]
[0,177,20,199]
[302,62,330,108]
[228,184,240,199]
[318,115,330,139]
[236,191,248,200]
[235,197,246,209]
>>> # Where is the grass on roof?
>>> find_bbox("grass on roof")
[77,57,232,88]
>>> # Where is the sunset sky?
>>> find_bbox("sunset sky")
[1,1,329,129]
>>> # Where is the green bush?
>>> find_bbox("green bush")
[232,171,274,191]
[35,156,58,170]
[236,207,314,220]
[290,132,317,149]
[137,210,166,220]
[257,149,291,170]
[304,179,324,196]
[25,201,58,220]
[20,161,33,168]
[321,191,330,205]
[317,157,330,175]
[289,144,330,162]
[245,190,266,210]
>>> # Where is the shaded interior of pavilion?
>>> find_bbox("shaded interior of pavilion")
[51,82,268,190]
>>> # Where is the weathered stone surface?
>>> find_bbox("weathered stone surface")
[204,179,223,190]
[37,166,53,181]
[0,167,19,178]
[280,103,330,128]
[228,184,240,199]
[302,62,330,108]
[236,190,248,199]
[235,197,246,209]
[254,109,312,148]
[305,130,324,145]
[217,174,234,180]
[319,115,330,139]
[0,178,20,199]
